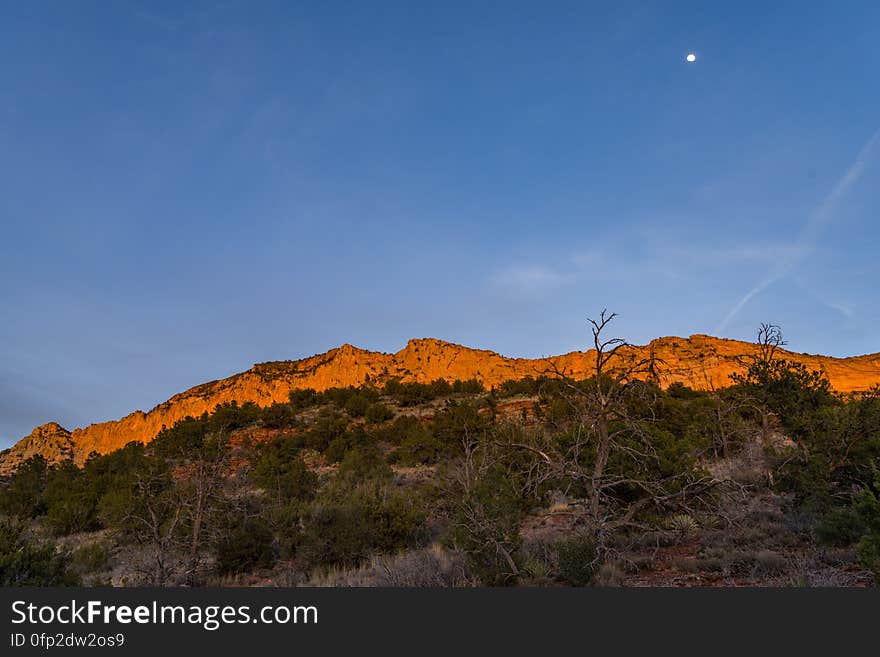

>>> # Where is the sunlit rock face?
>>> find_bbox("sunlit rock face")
[0,422,74,474]
[2,335,879,473]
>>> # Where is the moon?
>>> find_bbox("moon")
[686,53,697,63]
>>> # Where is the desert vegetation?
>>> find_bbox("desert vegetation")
[1,316,878,587]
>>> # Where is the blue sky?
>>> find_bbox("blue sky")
[2,1,878,446]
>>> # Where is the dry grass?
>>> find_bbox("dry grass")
[305,544,474,587]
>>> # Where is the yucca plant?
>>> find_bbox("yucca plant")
[522,557,553,580]
[666,514,699,540]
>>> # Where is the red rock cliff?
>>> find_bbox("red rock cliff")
[2,335,878,473]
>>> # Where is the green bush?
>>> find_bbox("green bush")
[288,388,319,411]
[365,402,395,424]
[336,444,392,483]
[300,408,348,452]
[209,401,262,433]
[0,519,79,586]
[343,394,371,418]
[299,482,427,571]
[855,467,880,583]
[71,542,112,576]
[216,517,277,575]
[495,376,545,398]
[773,391,880,539]
[267,501,307,560]
[391,425,447,465]
[41,461,100,535]
[0,455,48,518]
[382,378,480,406]
[82,442,149,499]
[374,415,422,445]
[431,401,486,445]
[323,426,372,465]
[450,463,523,586]
[152,415,209,458]
[298,503,373,569]
[556,534,598,586]
[816,507,866,547]
[251,438,317,503]
[44,494,100,536]
[261,403,299,429]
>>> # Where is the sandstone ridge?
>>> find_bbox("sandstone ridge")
[2,335,879,473]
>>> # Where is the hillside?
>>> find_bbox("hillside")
[2,334,879,474]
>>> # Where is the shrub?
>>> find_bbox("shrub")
[368,545,470,587]
[261,403,299,429]
[382,378,476,406]
[216,518,277,575]
[0,519,79,586]
[855,467,880,583]
[450,464,523,586]
[495,376,544,398]
[288,388,319,411]
[209,401,262,433]
[323,426,372,465]
[816,507,865,547]
[71,542,112,576]
[336,445,392,483]
[299,503,373,570]
[44,493,100,536]
[556,534,598,586]
[666,514,700,541]
[0,455,48,518]
[299,483,427,572]
[267,501,307,560]
[391,425,447,465]
[42,461,100,535]
[152,415,209,457]
[365,402,395,424]
[300,408,347,452]
[374,415,422,445]
[252,439,318,503]
[750,550,788,578]
[431,401,485,445]
[343,394,370,418]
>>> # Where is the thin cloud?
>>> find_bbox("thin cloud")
[792,275,854,318]
[488,265,570,295]
[497,236,813,294]
[654,243,807,267]
[716,127,880,333]
[570,239,805,278]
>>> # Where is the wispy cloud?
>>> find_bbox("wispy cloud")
[489,236,804,300]
[716,127,880,333]
[792,275,854,318]
[653,243,807,267]
[488,265,571,295]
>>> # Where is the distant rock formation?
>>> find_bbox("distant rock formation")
[0,422,74,474]
[2,335,879,474]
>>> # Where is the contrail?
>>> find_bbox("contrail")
[716,127,880,334]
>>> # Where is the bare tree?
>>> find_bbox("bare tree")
[180,432,231,586]
[756,323,785,365]
[695,366,753,459]
[102,463,184,586]
[731,323,789,446]
[102,431,232,586]
[503,310,718,550]
[446,431,524,584]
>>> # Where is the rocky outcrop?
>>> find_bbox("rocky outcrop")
[2,335,879,473]
[0,422,74,473]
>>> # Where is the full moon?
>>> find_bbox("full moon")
[686,53,697,62]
